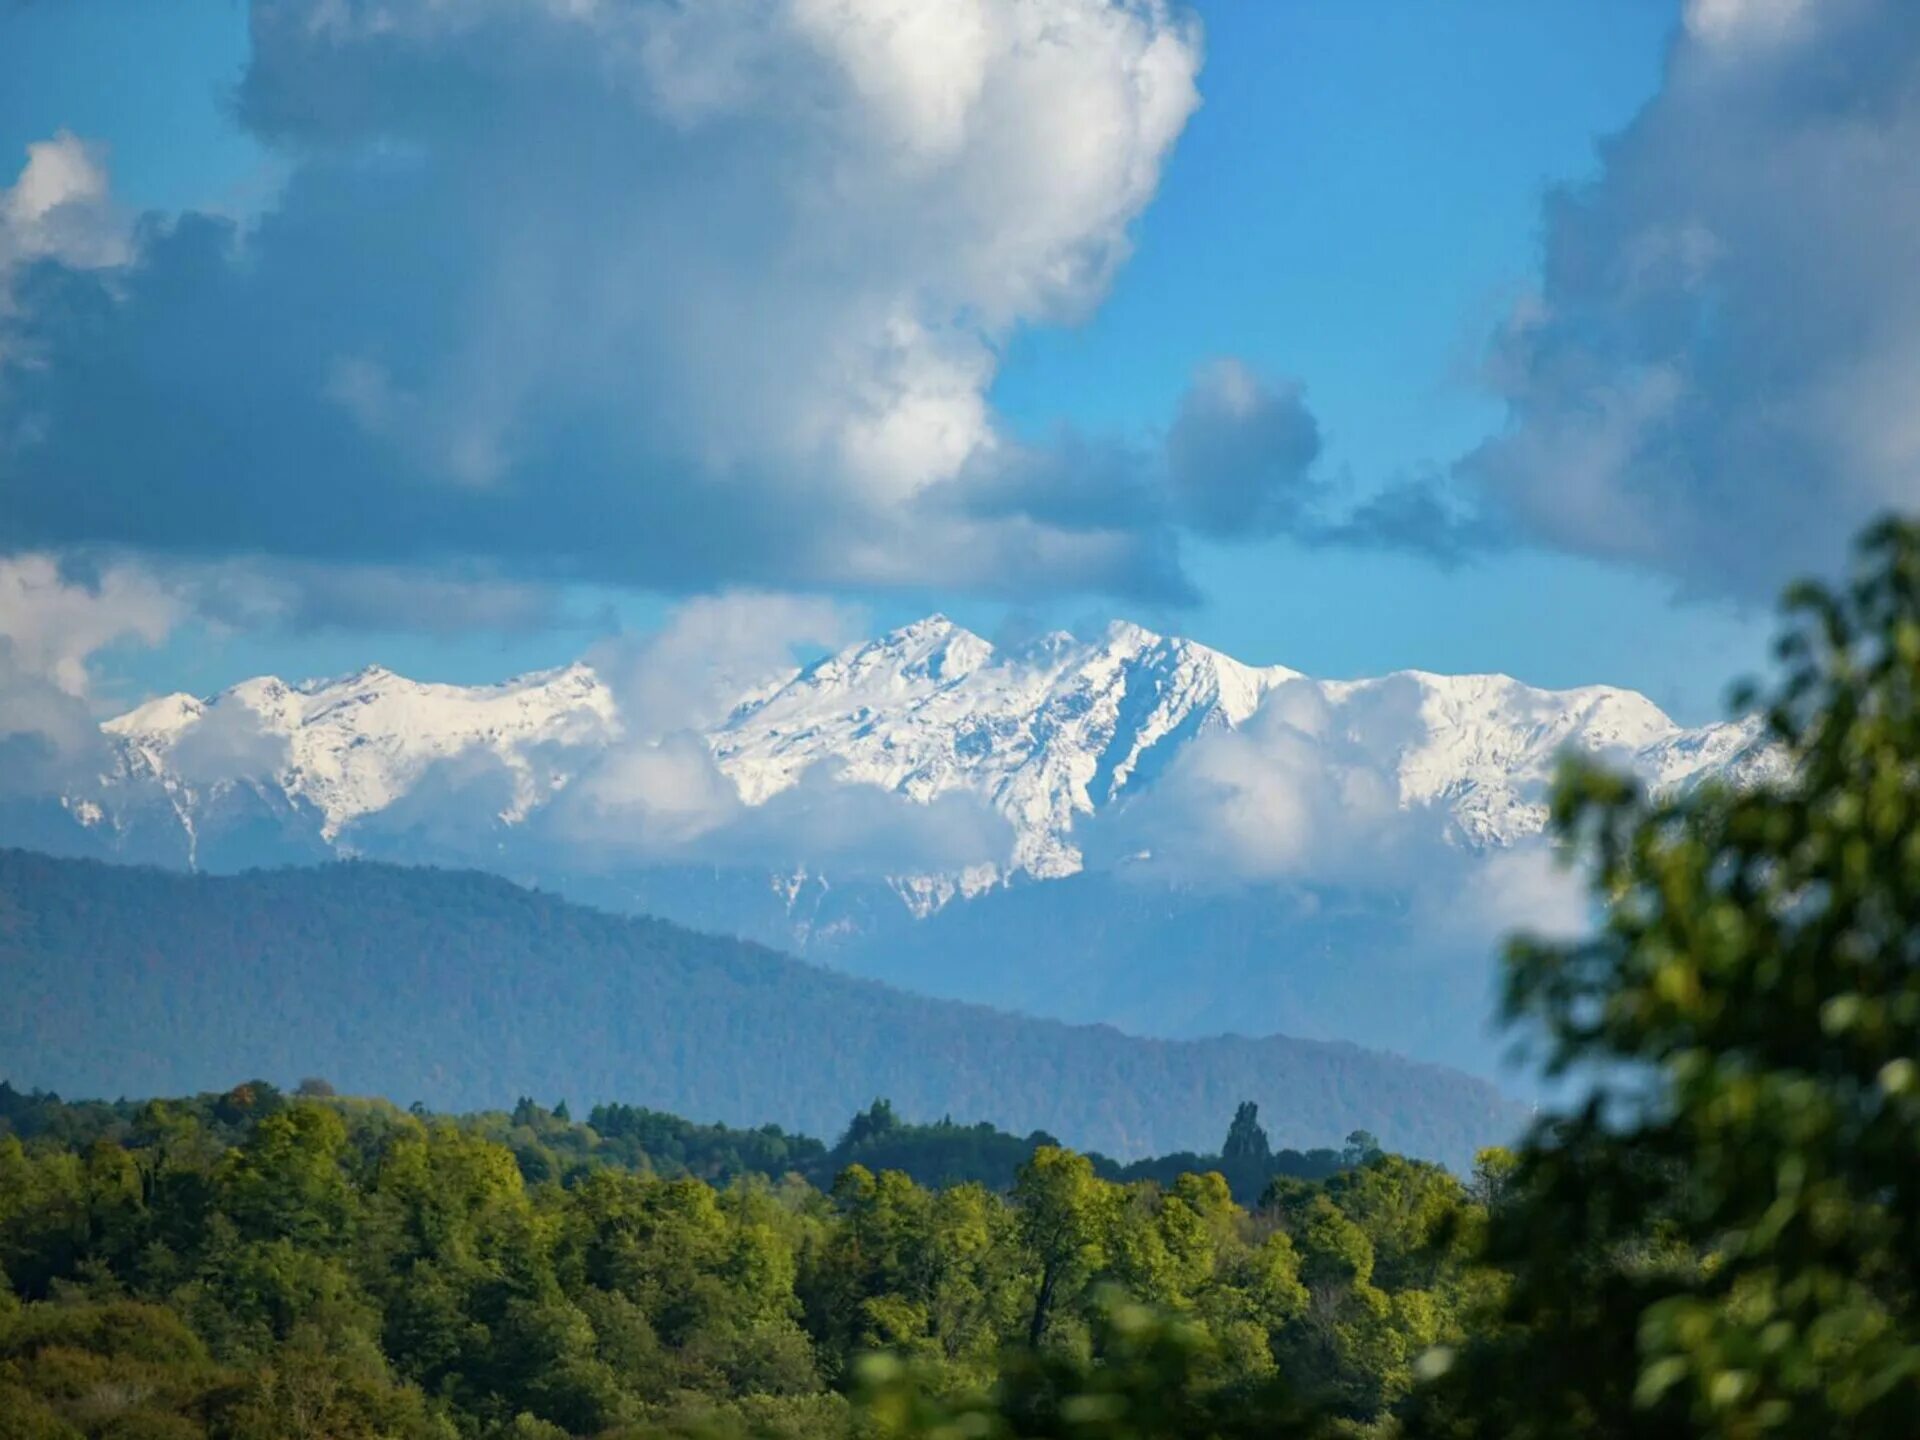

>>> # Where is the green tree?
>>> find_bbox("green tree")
[840,1101,900,1152]
[1466,1148,1517,1214]
[214,1105,354,1250]
[1415,519,1920,1437]
[1014,1148,1116,1347]
[857,1291,1315,1440]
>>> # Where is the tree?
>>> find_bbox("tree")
[215,1105,354,1249]
[1414,519,1920,1437]
[857,1291,1316,1440]
[1467,1148,1517,1213]
[840,1100,901,1152]
[1014,1148,1115,1346]
[1222,1103,1272,1164]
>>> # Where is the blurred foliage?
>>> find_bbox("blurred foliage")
[1410,517,1920,1436]
[856,1290,1317,1440]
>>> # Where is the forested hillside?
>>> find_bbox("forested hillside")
[0,851,1520,1168]
[0,1084,1497,1438]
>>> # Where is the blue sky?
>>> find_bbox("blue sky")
[984,0,1769,717]
[1,0,1875,724]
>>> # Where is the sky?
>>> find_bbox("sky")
[3,0,1914,731]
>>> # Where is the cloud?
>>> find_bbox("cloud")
[341,746,534,863]
[0,552,177,697]
[956,357,1482,578]
[1166,359,1323,538]
[1311,473,1499,566]
[434,593,860,858]
[1161,358,1489,562]
[587,593,857,736]
[1077,671,1584,932]
[0,1,1210,603]
[0,553,182,794]
[1437,844,1590,946]
[529,591,1013,877]
[0,132,126,275]
[0,649,103,799]
[166,700,293,787]
[1076,673,1592,1041]
[545,732,747,858]
[1087,676,1442,888]
[179,559,567,636]
[719,762,1013,877]
[1461,0,1920,596]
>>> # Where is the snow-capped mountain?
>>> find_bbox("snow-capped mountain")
[95,663,617,866]
[70,614,1777,890]
[712,616,1294,881]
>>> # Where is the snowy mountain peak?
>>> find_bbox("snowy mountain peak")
[818,614,994,689]
[1102,618,1161,651]
[301,662,397,694]
[103,692,206,739]
[72,615,1779,899]
[891,612,961,642]
[103,659,618,842]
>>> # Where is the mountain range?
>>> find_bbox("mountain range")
[58,614,1773,874]
[11,615,1783,1079]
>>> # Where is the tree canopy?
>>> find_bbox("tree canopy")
[1412,518,1920,1437]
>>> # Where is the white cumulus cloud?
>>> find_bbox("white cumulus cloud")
[1464,0,1920,596]
[2,0,1209,602]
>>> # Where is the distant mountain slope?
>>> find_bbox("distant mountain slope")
[0,850,1521,1169]
[45,614,1777,893]
[810,873,1494,1069]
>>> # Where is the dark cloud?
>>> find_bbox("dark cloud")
[1310,473,1501,566]
[178,560,568,637]
[1461,0,1920,596]
[1166,359,1323,538]
[957,361,1489,581]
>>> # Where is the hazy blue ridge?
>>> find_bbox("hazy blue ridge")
[0,849,1524,1169]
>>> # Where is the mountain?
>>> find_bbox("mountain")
[0,850,1522,1170]
[17,616,1783,1078]
[61,614,1774,885]
[93,661,618,868]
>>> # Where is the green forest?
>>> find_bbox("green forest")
[7,519,1920,1440]
[0,1082,1449,1440]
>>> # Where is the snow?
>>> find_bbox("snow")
[102,692,206,738]
[711,617,1300,877]
[88,615,1773,895]
[106,661,619,839]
